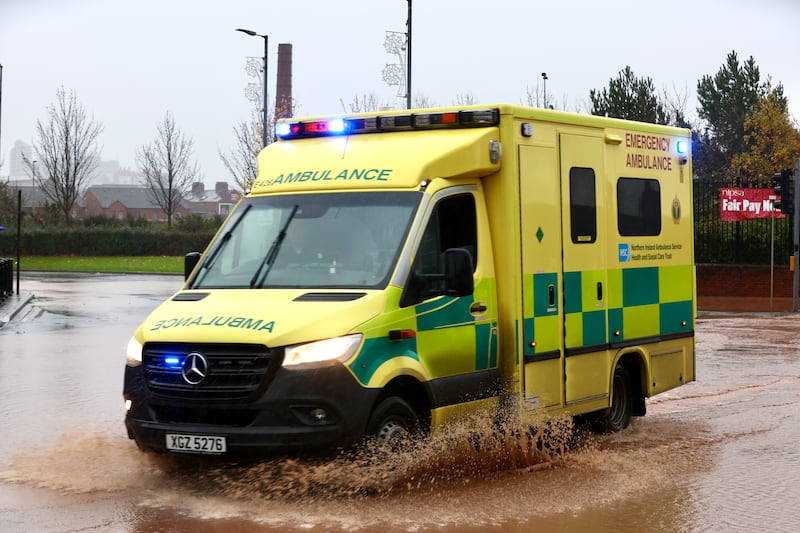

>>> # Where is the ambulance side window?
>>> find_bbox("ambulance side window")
[617,177,661,236]
[401,194,477,306]
[569,167,597,244]
[418,194,477,272]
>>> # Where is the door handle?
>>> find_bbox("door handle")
[470,302,488,314]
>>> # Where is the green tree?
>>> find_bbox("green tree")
[0,181,15,229]
[589,66,667,124]
[729,88,800,185]
[697,51,767,154]
[696,51,776,180]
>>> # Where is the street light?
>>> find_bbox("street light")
[406,0,412,110]
[541,72,548,109]
[236,28,269,148]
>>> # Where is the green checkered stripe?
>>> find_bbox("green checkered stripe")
[523,272,560,356]
[524,265,693,354]
[606,264,694,342]
[350,291,498,386]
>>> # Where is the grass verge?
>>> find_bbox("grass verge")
[19,256,183,274]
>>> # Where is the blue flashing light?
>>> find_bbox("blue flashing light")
[676,140,688,155]
[275,123,292,137]
[327,118,346,134]
[164,356,181,367]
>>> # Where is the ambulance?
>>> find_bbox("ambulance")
[123,104,695,455]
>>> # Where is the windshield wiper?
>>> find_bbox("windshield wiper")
[250,204,299,288]
[191,204,252,288]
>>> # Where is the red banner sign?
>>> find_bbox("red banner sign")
[720,188,785,221]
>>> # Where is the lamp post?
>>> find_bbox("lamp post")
[541,72,548,109]
[406,0,412,110]
[236,28,269,148]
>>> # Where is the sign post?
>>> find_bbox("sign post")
[794,159,800,312]
[771,198,776,314]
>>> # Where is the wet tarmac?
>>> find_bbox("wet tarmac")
[1,272,799,532]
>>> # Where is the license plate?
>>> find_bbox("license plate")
[166,433,227,454]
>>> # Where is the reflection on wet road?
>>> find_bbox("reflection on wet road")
[1,273,799,532]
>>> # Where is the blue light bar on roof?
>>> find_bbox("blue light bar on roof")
[275,108,500,140]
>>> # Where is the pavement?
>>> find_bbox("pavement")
[0,290,34,328]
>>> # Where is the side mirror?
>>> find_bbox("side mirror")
[184,251,202,280]
[444,248,474,297]
[399,247,474,308]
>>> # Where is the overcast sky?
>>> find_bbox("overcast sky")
[1,0,798,185]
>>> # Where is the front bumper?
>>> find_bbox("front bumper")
[123,361,379,455]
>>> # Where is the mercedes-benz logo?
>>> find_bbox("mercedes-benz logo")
[181,352,208,385]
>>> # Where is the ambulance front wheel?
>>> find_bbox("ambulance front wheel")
[366,396,420,445]
[595,365,633,433]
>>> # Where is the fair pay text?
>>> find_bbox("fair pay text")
[721,197,776,215]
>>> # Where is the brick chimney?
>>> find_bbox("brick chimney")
[276,43,293,119]
[215,181,229,200]
[192,182,204,197]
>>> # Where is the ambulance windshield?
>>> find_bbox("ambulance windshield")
[189,191,421,289]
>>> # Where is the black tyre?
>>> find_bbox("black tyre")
[594,365,633,433]
[366,396,420,445]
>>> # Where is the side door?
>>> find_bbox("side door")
[559,133,610,408]
[401,186,499,410]
[519,144,564,411]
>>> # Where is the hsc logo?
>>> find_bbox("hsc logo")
[619,243,630,263]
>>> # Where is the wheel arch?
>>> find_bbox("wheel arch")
[614,349,647,417]
[371,375,432,433]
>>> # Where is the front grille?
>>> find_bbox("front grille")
[143,343,280,401]
[150,405,258,426]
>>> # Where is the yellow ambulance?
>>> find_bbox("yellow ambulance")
[123,104,695,455]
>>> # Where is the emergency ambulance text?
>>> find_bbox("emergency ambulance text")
[624,133,673,171]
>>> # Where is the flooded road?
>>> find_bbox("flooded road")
[1,272,799,532]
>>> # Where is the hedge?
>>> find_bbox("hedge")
[0,227,215,256]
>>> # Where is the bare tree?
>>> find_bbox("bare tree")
[523,83,546,108]
[219,98,296,193]
[137,111,198,228]
[662,83,693,128]
[219,108,261,193]
[26,87,103,225]
[341,93,379,113]
[413,94,438,109]
[454,93,476,106]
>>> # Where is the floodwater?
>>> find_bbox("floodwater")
[1,272,799,532]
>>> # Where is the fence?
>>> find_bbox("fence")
[0,258,13,303]
[694,177,793,265]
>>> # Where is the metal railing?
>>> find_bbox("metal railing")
[694,178,793,265]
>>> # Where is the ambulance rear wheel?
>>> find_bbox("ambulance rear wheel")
[594,365,633,433]
[366,396,420,446]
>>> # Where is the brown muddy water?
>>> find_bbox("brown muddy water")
[1,273,799,532]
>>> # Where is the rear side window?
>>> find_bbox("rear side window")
[617,177,661,236]
[569,167,597,243]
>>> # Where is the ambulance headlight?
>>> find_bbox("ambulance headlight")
[126,336,143,367]
[283,334,363,367]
